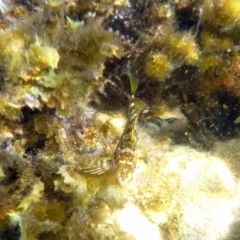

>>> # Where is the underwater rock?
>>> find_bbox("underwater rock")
[0,0,239,240]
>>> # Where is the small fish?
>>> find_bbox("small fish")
[81,74,145,185]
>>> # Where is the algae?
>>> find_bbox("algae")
[0,0,239,240]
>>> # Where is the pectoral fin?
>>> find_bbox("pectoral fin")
[81,157,112,175]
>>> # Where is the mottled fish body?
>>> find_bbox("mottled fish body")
[113,96,145,185]
[81,74,145,185]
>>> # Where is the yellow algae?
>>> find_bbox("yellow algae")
[0,29,29,77]
[0,30,27,62]
[46,0,64,7]
[17,181,44,211]
[66,16,84,32]
[26,36,60,70]
[0,97,23,121]
[201,31,232,53]
[145,52,172,80]
[199,55,224,71]
[0,165,5,178]
[54,165,87,196]
[61,21,123,68]
[166,31,199,64]
[198,55,229,91]
[203,0,240,29]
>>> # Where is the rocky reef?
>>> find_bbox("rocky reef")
[0,0,240,240]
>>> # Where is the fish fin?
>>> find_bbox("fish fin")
[81,157,112,175]
[128,73,139,95]
[133,159,152,188]
[132,97,146,115]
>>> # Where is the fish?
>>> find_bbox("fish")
[81,74,145,185]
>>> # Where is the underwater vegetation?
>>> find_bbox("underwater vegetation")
[0,0,240,240]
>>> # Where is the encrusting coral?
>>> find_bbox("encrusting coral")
[0,0,240,240]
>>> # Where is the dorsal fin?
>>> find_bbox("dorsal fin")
[132,97,145,115]
[128,73,139,95]
[81,157,112,175]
